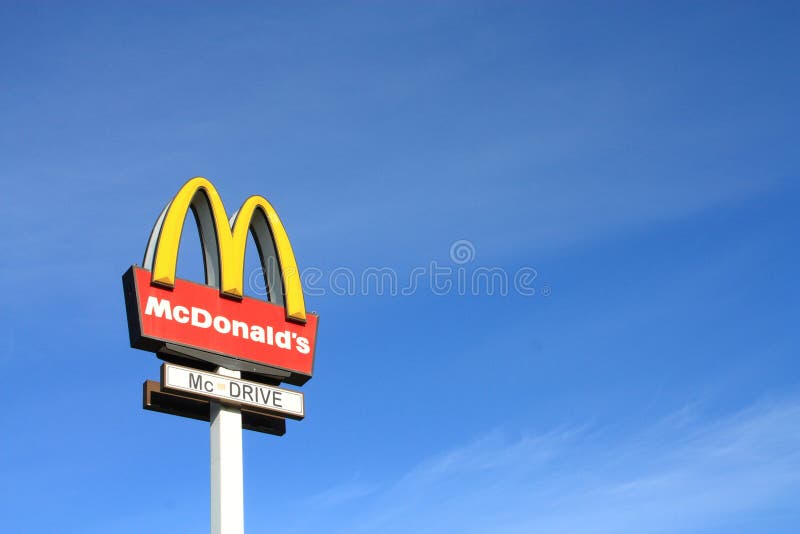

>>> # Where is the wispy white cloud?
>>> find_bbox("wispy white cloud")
[306,478,378,509]
[294,396,800,533]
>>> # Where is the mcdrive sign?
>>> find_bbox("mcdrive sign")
[123,177,318,386]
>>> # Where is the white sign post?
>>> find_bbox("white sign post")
[210,366,244,534]
[158,363,306,534]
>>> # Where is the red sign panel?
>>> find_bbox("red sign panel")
[123,266,317,385]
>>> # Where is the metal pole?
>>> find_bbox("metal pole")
[211,366,244,534]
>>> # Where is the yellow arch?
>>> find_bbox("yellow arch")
[147,177,307,323]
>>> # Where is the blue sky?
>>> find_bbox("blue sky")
[1,2,798,532]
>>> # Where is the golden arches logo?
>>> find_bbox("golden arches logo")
[142,177,306,323]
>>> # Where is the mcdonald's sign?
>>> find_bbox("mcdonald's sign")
[123,177,319,386]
